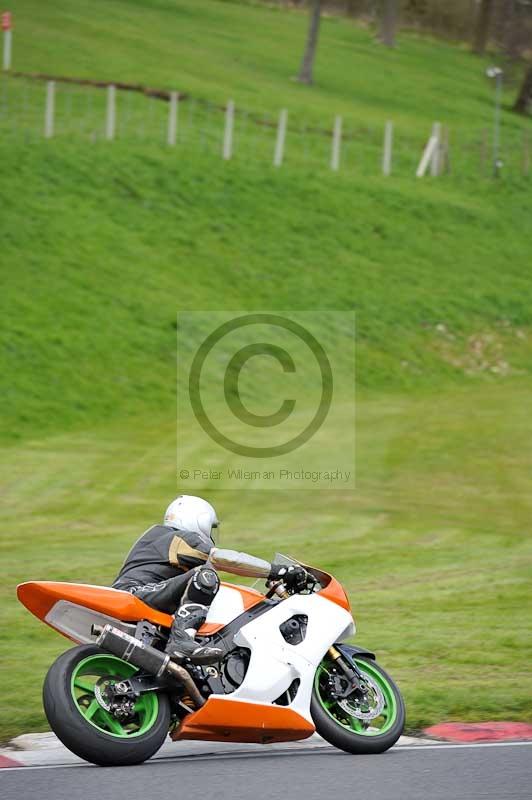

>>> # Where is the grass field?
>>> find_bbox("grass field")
[3,381,532,740]
[1,0,532,742]
[6,0,530,136]
[3,0,532,175]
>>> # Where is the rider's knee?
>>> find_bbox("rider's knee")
[184,566,220,605]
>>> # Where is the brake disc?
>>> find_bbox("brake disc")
[338,675,385,721]
[94,677,113,711]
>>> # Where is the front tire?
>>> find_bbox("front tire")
[311,655,405,754]
[43,644,171,766]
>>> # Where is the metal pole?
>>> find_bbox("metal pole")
[493,72,502,178]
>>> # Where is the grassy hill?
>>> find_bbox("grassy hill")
[7,0,530,136]
[1,0,531,741]
[2,137,532,442]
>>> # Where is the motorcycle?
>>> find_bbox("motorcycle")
[17,555,405,766]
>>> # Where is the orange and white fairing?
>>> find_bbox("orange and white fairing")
[16,580,265,641]
[17,565,355,745]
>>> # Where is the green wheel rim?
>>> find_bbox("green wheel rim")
[71,654,159,738]
[314,656,397,736]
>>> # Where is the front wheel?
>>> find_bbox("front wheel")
[311,654,405,754]
[43,644,171,766]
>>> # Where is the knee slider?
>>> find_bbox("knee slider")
[187,567,220,604]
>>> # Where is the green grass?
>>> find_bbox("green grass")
[2,136,532,443]
[2,381,532,740]
[4,0,532,179]
[1,0,532,742]
[7,0,530,136]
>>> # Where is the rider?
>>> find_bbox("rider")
[112,495,308,665]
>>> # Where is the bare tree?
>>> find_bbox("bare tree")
[514,64,532,113]
[472,0,495,54]
[298,0,322,84]
[378,0,399,47]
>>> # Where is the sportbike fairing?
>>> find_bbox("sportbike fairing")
[17,560,355,744]
[171,587,355,743]
[16,581,264,642]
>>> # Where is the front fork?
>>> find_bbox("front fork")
[327,646,368,698]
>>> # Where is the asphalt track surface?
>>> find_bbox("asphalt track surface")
[2,742,531,800]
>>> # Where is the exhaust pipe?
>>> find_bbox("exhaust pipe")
[95,624,205,708]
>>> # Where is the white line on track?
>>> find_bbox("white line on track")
[395,741,532,752]
[2,740,532,773]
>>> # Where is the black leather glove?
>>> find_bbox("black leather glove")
[269,563,308,592]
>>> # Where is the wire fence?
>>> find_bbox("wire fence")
[1,75,530,180]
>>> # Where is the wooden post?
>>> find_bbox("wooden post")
[330,115,342,171]
[44,80,55,139]
[2,28,11,71]
[416,135,438,177]
[274,109,288,167]
[167,91,178,146]
[382,120,393,176]
[106,84,116,141]
[430,122,441,176]
[223,99,234,160]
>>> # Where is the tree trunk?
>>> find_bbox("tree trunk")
[500,0,524,61]
[472,0,494,55]
[513,65,532,115]
[378,0,399,47]
[297,0,322,85]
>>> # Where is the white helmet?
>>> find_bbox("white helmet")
[164,495,218,539]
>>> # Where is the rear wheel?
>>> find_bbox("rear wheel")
[311,655,405,754]
[43,644,171,766]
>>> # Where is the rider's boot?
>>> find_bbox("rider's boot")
[165,603,223,666]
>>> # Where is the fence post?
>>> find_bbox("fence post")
[274,109,287,167]
[430,121,441,176]
[167,91,178,146]
[223,99,234,160]
[44,80,55,139]
[105,84,116,141]
[416,134,438,177]
[330,115,342,171]
[382,120,393,176]
[2,28,11,71]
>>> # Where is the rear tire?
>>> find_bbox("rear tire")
[43,644,171,766]
[311,656,405,755]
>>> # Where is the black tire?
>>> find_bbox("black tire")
[43,644,171,766]
[311,657,405,755]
